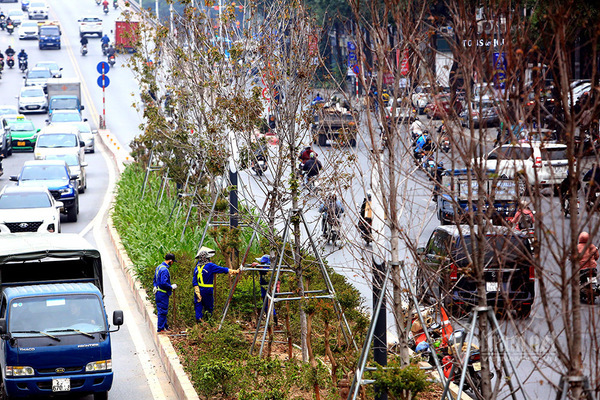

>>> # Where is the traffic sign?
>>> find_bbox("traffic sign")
[353,65,360,75]
[97,75,110,88]
[97,61,110,74]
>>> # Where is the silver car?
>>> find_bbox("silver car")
[18,20,39,40]
[23,67,53,89]
[35,61,62,78]
[17,86,48,113]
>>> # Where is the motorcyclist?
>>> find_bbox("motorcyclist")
[0,51,4,70]
[311,92,323,106]
[301,152,322,184]
[17,49,27,69]
[5,46,15,58]
[410,118,425,139]
[101,33,110,47]
[577,232,599,303]
[113,0,118,7]
[5,17,12,29]
[102,0,109,8]
[319,193,344,236]
[508,200,535,232]
[414,130,432,162]
[298,145,317,167]
[80,36,89,46]
[106,44,116,58]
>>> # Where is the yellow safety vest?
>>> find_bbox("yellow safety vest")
[197,264,213,288]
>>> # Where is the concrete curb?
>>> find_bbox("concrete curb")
[97,130,199,400]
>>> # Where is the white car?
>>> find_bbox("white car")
[47,109,84,124]
[411,85,433,114]
[35,124,84,162]
[7,9,25,26]
[17,86,48,113]
[481,143,569,191]
[0,186,62,234]
[78,15,102,37]
[18,20,39,39]
[35,61,62,77]
[44,153,87,194]
[49,120,95,153]
[27,1,48,19]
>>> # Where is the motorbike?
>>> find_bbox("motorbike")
[322,213,341,247]
[6,23,13,35]
[18,57,26,72]
[251,154,267,176]
[0,20,5,31]
[358,213,372,245]
[6,55,14,69]
[80,44,88,56]
[113,0,118,8]
[101,42,109,55]
[585,182,600,211]
[580,267,600,304]
[96,0,101,4]
[103,4,109,13]
[107,54,116,67]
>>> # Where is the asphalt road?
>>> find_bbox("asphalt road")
[0,1,174,398]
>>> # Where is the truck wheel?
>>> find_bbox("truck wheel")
[93,391,108,400]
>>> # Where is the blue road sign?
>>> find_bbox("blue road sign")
[96,61,110,74]
[97,75,110,88]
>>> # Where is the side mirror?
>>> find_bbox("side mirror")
[55,201,64,210]
[59,67,63,71]
[112,310,124,326]
[0,319,6,335]
[79,140,85,147]
[70,174,79,180]
[22,76,25,79]
[36,128,40,132]
[83,118,87,122]
[9,175,18,182]
[80,105,85,110]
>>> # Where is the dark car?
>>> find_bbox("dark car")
[460,99,500,128]
[416,225,535,318]
[10,160,79,222]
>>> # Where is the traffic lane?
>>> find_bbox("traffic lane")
[51,0,143,151]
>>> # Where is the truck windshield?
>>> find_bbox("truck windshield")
[40,27,59,36]
[9,294,105,337]
[51,98,78,109]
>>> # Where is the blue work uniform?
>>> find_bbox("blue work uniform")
[153,261,173,332]
[192,262,229,321]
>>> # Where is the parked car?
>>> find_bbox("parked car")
[23,67,53,89]
[45,153,87,194]
[0,186,62,233]
[417,225,535,318]
[27,1,48,19]
[35,61,62,77]
[0,118,13,158]
[10,160,79,222]
[460,99,500,128]
[4,115,38,151]
[34,124,85,162]
[480,143,568,193]
[425,94,463,119]
[17,85,48,113]
[78,15,103,37]
[18,20,39,39]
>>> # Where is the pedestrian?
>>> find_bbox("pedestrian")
[192,247,240,322]
[577,232,599,272]
[153,253,178,333]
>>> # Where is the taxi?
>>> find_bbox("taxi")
[4,115,39,151]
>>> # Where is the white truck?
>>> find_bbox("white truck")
[46,78,84,116]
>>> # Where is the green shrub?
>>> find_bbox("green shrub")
[371,359,433,400]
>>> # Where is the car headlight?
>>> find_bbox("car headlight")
[58,188,73,195]
[86,360,111,372]
[6,366,34,376]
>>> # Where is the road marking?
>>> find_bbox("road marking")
[49,7,167,399]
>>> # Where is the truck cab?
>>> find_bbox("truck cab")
[0,234,123,399]
[38,23,61,50]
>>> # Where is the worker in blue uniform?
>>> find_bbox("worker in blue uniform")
[193,247,240,322]
[153,253,177,332]
[251,254,278,325]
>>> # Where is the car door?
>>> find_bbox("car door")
[420,229,452,301]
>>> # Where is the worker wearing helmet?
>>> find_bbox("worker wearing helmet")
[192,247,240,322]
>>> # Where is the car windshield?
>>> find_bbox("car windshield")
[541,148,568,160]
[30,2,45,6]
[7,121,34,131]
[0,192,51,209]
[28,70,51,79]
[20,165,68,181]
[45,153,78,166]
[21,89,44,98]
[51,113,81,123]
[9,294,106,337]
[37,62,57,70]
[22,22,37,28]
[82,17,101,22]
[453,234,530,267]
[36,133,78,148]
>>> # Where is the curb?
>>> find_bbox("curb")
[97,130,199,400]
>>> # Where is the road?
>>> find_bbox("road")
[0,1,174,398]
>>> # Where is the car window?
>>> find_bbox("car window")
[45,153,78,166]
[7,121,34,131]
[0,192,51,209]
[28,70,51,79]
[541,148,568,161]
[82,17,101,22]
[21,165,68,181]
[37,134,78,147]
[51,113,81,123]
[505,147,532,160]
[453,234,530,268]
[21,89,44,97]
[426,230,451,257]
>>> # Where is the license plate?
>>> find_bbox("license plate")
[486,282,498,292]
[472,362,482,372]
[52,378,70,392]
[554,167,567,174]
[17,141,26,146]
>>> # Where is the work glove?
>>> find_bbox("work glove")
[171,284,178,290]
[228,269,241,276]
[194,286,202,302]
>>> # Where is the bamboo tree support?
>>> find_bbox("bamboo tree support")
[554,375,594,400]
[249,208,357,357]
[140,144,162,200]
